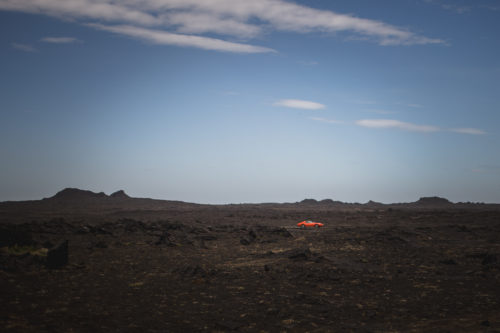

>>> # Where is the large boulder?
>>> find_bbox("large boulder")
[46,240,68,269]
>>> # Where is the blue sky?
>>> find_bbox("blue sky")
[1,0,499,203]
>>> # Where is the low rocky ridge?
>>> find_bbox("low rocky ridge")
[1,188,497,211]
[50,188,130,200]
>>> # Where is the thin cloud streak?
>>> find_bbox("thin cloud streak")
[0,0,445,49]
[41,37,80,43]
[356,119,440,132]
[274,99,326,110]
[11,43,37,52]
[450,128,486,135]
[88,24,276,53]
[355,119,486,135]
[310,117,344,124]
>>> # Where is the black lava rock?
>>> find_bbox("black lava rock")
[46,240,68,269]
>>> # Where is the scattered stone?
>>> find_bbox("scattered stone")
[265,227,293,238]
[287,248,312,261]
[181,265,207,278]
[155,232,176,246]
[281,318,297,329]
[87,225,112,235]
[240,237,252,245]
[468,253,498,265]
[457,225,470,232]
[248,229,257,240]
[198,234,217,241]
[240,229,258,245]
[314,255,330,263]
[117,219,147,233]
[93,241,108,249]
[439,259,457,265]
[481,254,497,266]
[217,320,242,330]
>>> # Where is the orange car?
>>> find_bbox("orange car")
[297,220,324,229]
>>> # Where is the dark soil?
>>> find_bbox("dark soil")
[1,194,500,332]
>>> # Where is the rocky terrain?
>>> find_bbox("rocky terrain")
[1,189,499,332]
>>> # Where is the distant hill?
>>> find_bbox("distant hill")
[299,199,318,204]
[295,196,457,208]
[299,199,345,205]
[414,196,452,206]
[2,188,497,212]
[51,188,108,200]
[365,200,384,207]
[50,188,131,200]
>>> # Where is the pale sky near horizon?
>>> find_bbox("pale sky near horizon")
[1,0,499,204]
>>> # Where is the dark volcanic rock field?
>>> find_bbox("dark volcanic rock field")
[1,191,500,332]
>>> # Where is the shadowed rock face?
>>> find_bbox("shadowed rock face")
[110,190,129,199]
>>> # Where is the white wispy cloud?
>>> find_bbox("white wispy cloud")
[355,119,439,132]
[11,43,37,52]
[88,23,276,53]
[0,0,159,25]
[41,37,81,44]
[355,118,486,135]
[310,117,344,124]
[164,11,262,38]
[0,0,445,53]
[450,128,486,135]
[274,99,326,110]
